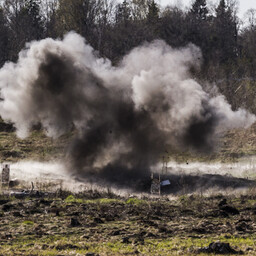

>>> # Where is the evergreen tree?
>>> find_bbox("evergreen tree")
[191,0,208,21]
[0,8,9,66]
[147,0,159,23]
[239,10,256,77]
[160,6,187,47]
[213,0,238,63]
[186,0,211,64]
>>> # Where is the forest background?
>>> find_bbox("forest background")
[0,0,256,114]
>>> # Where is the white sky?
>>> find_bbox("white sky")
[158,0,255,20]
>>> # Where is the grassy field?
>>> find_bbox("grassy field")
[0,122,256,255]
[0,193,256,255]
[0,130,70,163]
[1,122,256,164]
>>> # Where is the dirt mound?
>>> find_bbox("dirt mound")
[196,242,243,254]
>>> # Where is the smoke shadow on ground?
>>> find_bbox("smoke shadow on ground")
[159,173,256,195]
[73,171,256,194]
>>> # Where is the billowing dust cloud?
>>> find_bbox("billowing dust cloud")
[0,32,254,187]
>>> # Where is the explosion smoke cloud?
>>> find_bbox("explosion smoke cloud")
[0,32,254,187]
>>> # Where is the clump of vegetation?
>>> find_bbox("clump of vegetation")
[65,194,83,204]
[125,198,147,205]
[22,220,34,225]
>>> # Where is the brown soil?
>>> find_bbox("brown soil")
[0,193,256,255]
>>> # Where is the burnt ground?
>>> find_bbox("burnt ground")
[1,192,256,255]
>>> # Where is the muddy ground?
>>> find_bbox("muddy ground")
[0,191,256,255]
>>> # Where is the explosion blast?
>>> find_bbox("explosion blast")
[0,32,254,187]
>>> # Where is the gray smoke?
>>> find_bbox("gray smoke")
[0,32,254,187]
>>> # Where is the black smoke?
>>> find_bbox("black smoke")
[30,51,168,186]
[67,103,167,186]
[183,102,218,153]
[35,51,215,186]
[0,33,254,189]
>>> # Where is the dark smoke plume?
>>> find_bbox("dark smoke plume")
[183,102,218,153]
[0,32,254,187]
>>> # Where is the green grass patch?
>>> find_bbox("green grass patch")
[98,198,123,204]
[65,195,123,205]
[22,220,34,225]
[125,198,147,205]
[65,194,83,203]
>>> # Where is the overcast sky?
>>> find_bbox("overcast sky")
[158,0,255,19]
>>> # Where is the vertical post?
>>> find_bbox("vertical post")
[159,173,161,196]
[150,173,153,194]
[2,164,10,189]
[162,156,164,175]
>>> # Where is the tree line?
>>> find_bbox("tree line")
[0,0,256,112]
